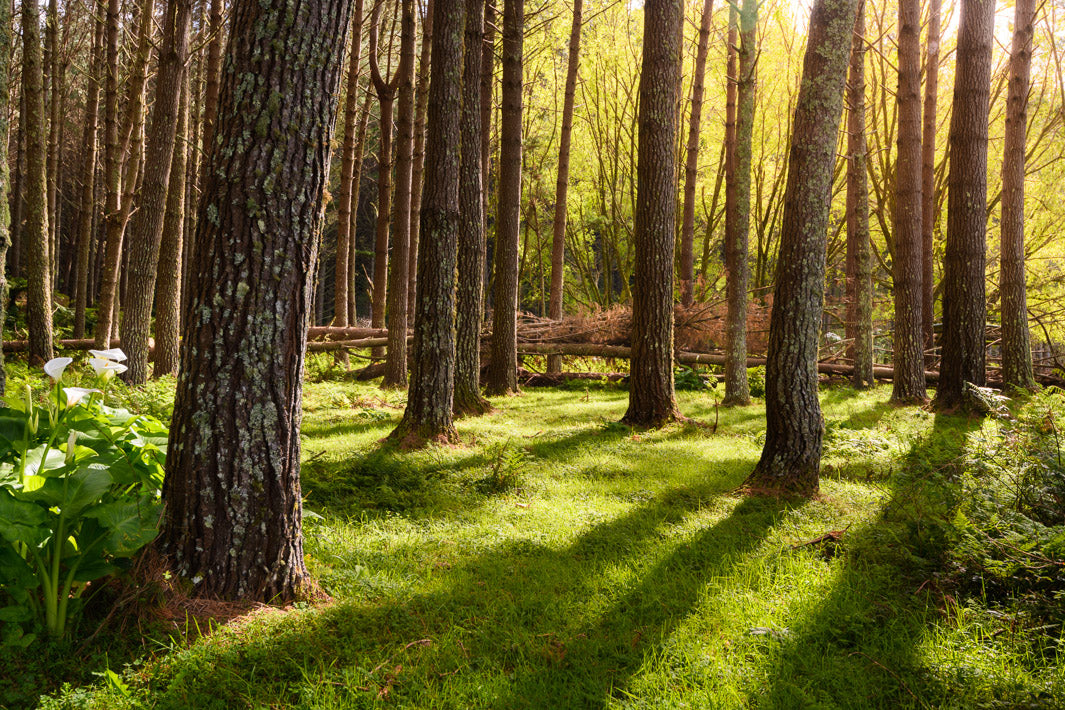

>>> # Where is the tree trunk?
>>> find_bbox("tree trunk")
[121,0,192,385]
[389,0,464,447]
[22,0,54,366]
[153,72,190,378]
[382,0,418,389]
[845,0,874,388]
[0,0,11,393]
[348,91,373,324]
[620,0,684,428]
[74,16,105,340]
[486,0,523,396]
[546,0,583,375]
[890,0,925,403]
[921,0,941,355]
[408,0,432,321]
[999,0,1036,391]
[480,0,495,234]
[44,0,60,291]
[678,0,713,308]
[935,0,994,410]
[744,0,858,497]
[454,0,491,417]
[159,0,353,600]
[722,0,756,406]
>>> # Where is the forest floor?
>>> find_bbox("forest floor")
[13,359,1065,709]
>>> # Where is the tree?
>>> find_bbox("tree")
[744,0,858,497]
[921,0,942,354]
[620,0,684,428]
[1000,0,1037,391]
[722,0,756,406]
[678,0,714,308]
[121,0,192,385]
[890,0,925,403]
[159,0,353,600]
[486,0,523,396]
[935,0,995,410]
[408,0,433,320]
[73,16,104,340]
[0,0,11,393]
[845,0,874,388]
[389,0,465,446]
[454,0,492,417]
[22,0,54,366]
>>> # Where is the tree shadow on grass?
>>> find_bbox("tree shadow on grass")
[752,412,989,708]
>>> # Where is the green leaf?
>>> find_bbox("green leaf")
[21,466,113,517]
[0,490,48,546]
[0,407,29,449]
[23,445,70,477]
[84,500,162,556]
[0,605,32,622]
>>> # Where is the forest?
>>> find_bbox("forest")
[0,0,1063,705]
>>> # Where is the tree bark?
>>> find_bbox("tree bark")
[546,0,583,374]
[121,0,192,385]
[935,0,994,410]
[620,0,684,428]
[744,0,858,497]
[890,0,925,403]
[160,0,353,600]
[845,0,874,388]
[486,0,523,396]
[389,0,464,446]
[22,0,54,366]
[348,90,374,324]
[999,0,1036,391]
[407,0,432,321]
[74,16,105,340]
[921,0,941,355]
[0,0,11,393]
[454,0,491,417]
[382,0,418,389]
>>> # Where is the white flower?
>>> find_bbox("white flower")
[90,357,129,379]
[65,430,79,463]
[43,357,74,381]
[63,387,101,408]
[88,348,127,362]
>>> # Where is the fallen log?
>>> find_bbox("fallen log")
[4,338,124,353]
[307,326,387,340]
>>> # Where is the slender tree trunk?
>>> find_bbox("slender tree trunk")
[921,0,941,355]
[546,0,583,375]
[348,91,373,324]
[154,76,189,378]
[334,0,366,340]
[486,0,523,396]
[22,0,54,365]
[382,0,417,388]
[408,0,432,320]
[845,0,874,388]
[480,0,496,294]
[999,0,1036,391]
[678,0,713,308]
[74,16,105,340]
[890,0,925,403]
[744,0,858,497]
[722,0,756,406]
[0,0,12,393]
[121,0,192,385]
[45,0,60,290]
[935,0,994,410]
[621,0,684,428]
[389,0,464,446]
[454,0,491,416]
[160,0,353,600]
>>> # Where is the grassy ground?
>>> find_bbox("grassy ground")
[16,364,1065,709]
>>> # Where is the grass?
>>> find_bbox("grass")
[14,364,1065,709]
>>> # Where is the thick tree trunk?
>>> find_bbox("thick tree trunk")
[999,0,1036,391]
[722,0,756,406]
[935,0,994,410]
[744,0,858,497]
[454,0,491,417]
[678,0,713,308]
[22,0,54,366]
[121,0,192,385]
[389,0,464,446]
[546,0,583,375]
[486,0,523,396]
[153,74,190,378]
[160,0,352,600]
[921,0,941,355]
[891,0,925,403]
[74,17,104,340]
[382,0,418,389]
[845,0,874,388]
[408,0,432,320]
[620,0,684,428]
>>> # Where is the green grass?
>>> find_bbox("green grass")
[23,371,1065,709]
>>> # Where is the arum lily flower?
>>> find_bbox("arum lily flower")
[43,357,74,381]
[88,348,127,362]
[65,430,78,464]
[90,358,129,378]
[63,387,101,408]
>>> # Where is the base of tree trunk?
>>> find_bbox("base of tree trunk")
[454,387,492,418]
[386,418,458,450]
[620,407,684,429]
[720,394,751,407]
[742,465,819,499]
